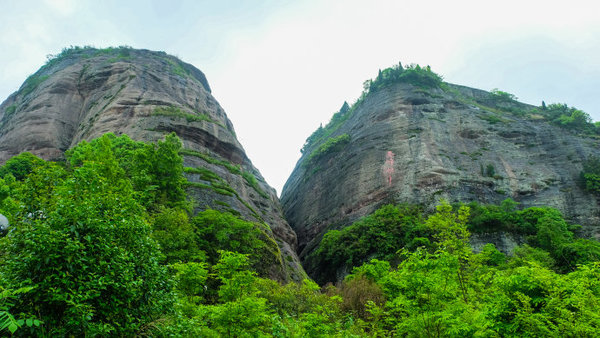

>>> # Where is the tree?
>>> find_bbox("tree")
[0,137,172,336]
[0,152,44,181]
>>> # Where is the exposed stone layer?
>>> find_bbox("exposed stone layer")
[281,82,600,266]
[0,48,304,281]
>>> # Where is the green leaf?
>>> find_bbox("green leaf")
[26,318,33,327]
[8,323,18,334]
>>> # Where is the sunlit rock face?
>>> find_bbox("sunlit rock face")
[0,48,305,282]
[281,82,600,277]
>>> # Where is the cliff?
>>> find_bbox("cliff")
[281,69,600,274]
[0,47,304,281]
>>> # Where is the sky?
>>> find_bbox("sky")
[1,0,599,195]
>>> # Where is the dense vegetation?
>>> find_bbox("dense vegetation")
[540,103,599,134]
[1,132,599,336]
[0,133,279,335]
[365,63,443,93]
[581,155,600,195]
[310,199,600,283]
[0,135,600,337]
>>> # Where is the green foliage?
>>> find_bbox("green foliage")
[0,287,41,335]
[301,103,354,155]
[192,210,280,275]
[183,166,220,181]
[165,57,189,77]
[0,142,171,336]
[368,63,443,93]
[179,148,241,175]
[151,207,204,264]
[425,200,471,259]
[301,63,442,155]
[242,170,269,198]
[3,104,16,120]
[467,199,600,272]
[183,166,240,198]
[20,75,49,97]
[581,155,600,195]
[66,133,187,209]
[152,105,216,124]
[489,88,517,102]
[1,128,599,336]
[42,45,133,67]
[334,201,600,337]
[309,204,427,284]
[0,152,45,181]
[304,133,351,166]
[172,261,209,305]
[154,133,187,205]
[536,103,598,134]
[478,112,510,124]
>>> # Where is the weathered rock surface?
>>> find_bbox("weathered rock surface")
[281,82,600,271]
[0,47,304,282]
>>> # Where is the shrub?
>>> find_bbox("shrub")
[1,146,171,336]
[192,210,281,276]
[489,88,517,102]
[304,134,350,166]
[581,155,600,195]
[310,204,427,283]
[0,152,45,180]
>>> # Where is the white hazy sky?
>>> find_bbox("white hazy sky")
[1,0,599,195]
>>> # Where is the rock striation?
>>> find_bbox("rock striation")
[281,81,600,273]
[0,47,304,281]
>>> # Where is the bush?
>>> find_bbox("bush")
[489,88,517,101]
[581,155,600,195]
[1,145,171,336]
[0,152,44,181]
[310,204,427,283]
[192,210,281,276]
[304,134,350,166]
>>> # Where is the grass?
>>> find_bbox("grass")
[185,178,262,221]
[4,105,16,119]
[153,106,215,124]
[165,58,189,77]
[184,166,221,182]
[180,149,241,175]
[477,113,510,125]
[242,171,269,199]
[304,134,350,166]
[185,161,268,200]
[21,75,49,97]
[185,181,235,197]
[184,166,236,196]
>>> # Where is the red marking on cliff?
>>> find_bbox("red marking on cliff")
[383,151,395,186]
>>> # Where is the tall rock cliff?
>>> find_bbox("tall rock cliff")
[281,67,600,274]
[0,47,304,281]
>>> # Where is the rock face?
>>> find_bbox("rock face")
[0,47,304,282]
[281,81,600,269]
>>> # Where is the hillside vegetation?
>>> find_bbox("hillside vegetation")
[1,57,600,336]
[1,134,599,336]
